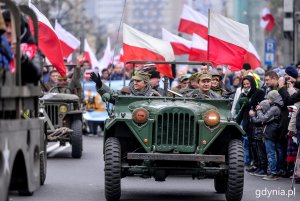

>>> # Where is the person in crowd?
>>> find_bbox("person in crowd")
[253,90,283,180]
[2,10,41,85]
[186,72,221,99]
[101,68,110,82]
[233,75,265,169]
[110,63,128,80]
[254,67,265,88]
[229,75,241,98]
[44,69,59,91]
[249,100,269,177]
[149,70,166,96]
[90,69,160,104]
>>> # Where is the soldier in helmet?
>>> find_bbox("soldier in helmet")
[186,72,221,99]
[90,70,160,104]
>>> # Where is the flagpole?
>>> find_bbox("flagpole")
[207,9,210,63]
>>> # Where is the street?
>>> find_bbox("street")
[9,136,300,201]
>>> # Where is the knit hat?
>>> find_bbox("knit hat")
[266,90,280,101]
[149,71,160,79]
[285,66,298,79]
[242,63,251,70]
[132,72,151,81]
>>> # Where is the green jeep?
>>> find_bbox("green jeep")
[39,91,83,158]
[102,61,245,201]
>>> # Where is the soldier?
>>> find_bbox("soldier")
[149,70,166,96]
[210,68,227,96]
[186,72,221,99]
[170,75,189,95]
[44,69,59,91]
[90,70,160,104]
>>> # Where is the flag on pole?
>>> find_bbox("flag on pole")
[178,5,208,40]
[98,37,113,70]
[54,20,80,58]
[29,2,66,76]
[260,8,275,32]
[188,34,208,61]
[244,42,261,69]
[123,23,175,78]
[162,28,191,55]
[208,11,249,71]
[84,39,100,69]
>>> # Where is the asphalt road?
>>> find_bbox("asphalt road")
[9,136,300,201]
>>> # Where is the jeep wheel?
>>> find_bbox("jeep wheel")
[226,139,244,201]
[71,119,83,158]
[214,175,227,193]
[105,137,121,201]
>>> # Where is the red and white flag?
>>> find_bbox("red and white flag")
[260,8,275,32]
[244,42,261,69]
[178,5,208,40]
[29,2,66,76]
[84,38,100,69]
[123,23,175,78]
[54,20,80,59]
[98,37,113,70]
[189,34,208,62]
[162,28,191,55]
[208,11,249,71]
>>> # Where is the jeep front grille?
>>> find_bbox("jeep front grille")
[45,104,59,126]
[154,112,196,152]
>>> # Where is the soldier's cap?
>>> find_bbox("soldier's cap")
[57,74,68,81]
[189,72,201,81]
[132,72,151,81]
[179,75,189,82]
[198,72,212,81]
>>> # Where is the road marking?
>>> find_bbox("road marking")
[47,142,60,153]
[47,143,71,157]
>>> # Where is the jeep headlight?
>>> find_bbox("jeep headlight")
[59,105,68,113]
[203,110,220,127]
[132,107,149,125]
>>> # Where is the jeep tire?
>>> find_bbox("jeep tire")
[105,137,121,201]
[71,119,83,158]
[226,139,244,201]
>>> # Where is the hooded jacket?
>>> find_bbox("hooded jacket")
[235,76,265,134]
[256,95,284,141]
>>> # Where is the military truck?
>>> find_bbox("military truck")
[102,61,245,201]
[39,88,83,158]
[0,1,46,200]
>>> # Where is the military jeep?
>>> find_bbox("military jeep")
[39,91,83,158]
[102,61,245,201]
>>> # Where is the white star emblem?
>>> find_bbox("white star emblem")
[3,138,10,174]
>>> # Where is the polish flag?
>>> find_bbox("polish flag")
[178,5,208,40]
[98,37,113,70]
[244,42,261,69]
[162,28,191,55]
[84,39,100,69]
[208,11,249,71]
[119,48,124,63]
[123,23,175,78]
[29,3,66,77]
[188,34,208,61]
[54,20,80,58]
[260,8,275,32]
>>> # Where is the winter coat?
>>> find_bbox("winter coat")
[256,95,284,141]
